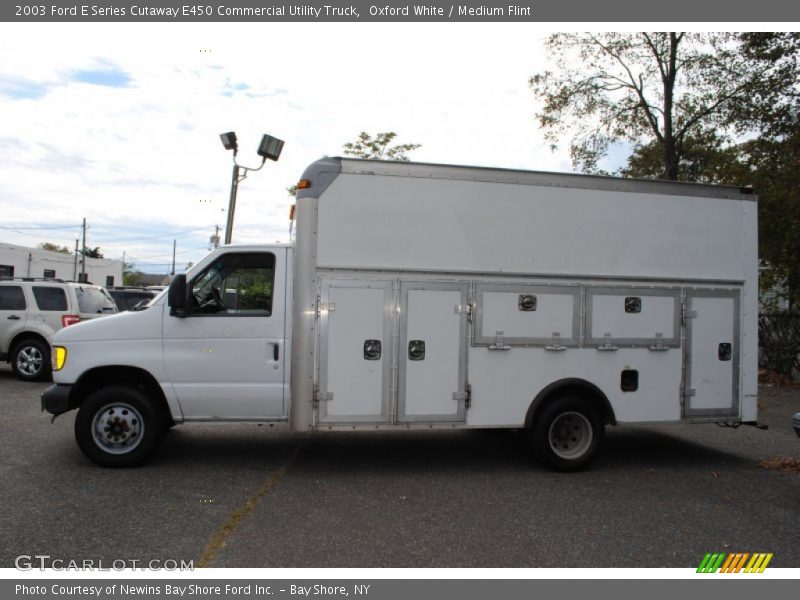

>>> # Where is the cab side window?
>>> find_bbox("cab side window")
[189,253,275,317]
[0,286,26,310]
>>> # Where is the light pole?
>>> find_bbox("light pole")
[220,131,284,245]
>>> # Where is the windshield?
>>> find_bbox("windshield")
[76,286,118,314]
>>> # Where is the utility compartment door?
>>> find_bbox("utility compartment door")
[684,290,740,418]
[317,279,392,423]
[398,282,468,422]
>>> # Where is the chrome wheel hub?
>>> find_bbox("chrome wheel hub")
[548,411,593,459]
[16,346,43,376]
[92,403,144,454]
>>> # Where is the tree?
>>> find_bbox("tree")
[530,33,767,180]
[620,131,751,185]
[750,135,800,309]
[39,242,71,254]
[736,34,800,309]
[123,270,145,286]
[342,131,421,161]
[287,131,421,197]
[81,246,103,259]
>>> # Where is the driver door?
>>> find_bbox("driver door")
[163,249,287,419]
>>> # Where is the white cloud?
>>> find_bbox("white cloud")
[0,22,569,272]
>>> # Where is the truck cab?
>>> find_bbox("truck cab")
[42,244,292,466]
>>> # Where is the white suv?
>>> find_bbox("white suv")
[0,279,117,381]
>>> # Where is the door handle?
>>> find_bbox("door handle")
[7,315,21,320]
[408,340,426,361]
[272,343,280,361]
[363,339,382,360]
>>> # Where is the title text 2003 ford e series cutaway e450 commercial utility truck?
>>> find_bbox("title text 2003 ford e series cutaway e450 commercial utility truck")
[42,157,760,470]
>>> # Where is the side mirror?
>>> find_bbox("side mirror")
[168,274,188,318]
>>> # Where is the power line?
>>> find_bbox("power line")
[89,225,216,243]
[127,246,209,261]
[0,224,83,231]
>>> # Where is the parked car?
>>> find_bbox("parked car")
[0,278,117,381]
[107,287,158,312]
[794,412,800,438]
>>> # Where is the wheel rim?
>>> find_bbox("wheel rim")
[16,346,43,377]
[91,402,144,454]
[548,411,593,460]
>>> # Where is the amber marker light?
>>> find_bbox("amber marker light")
[53,346,67,371]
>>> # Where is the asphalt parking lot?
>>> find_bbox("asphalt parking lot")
[1,363,799,569]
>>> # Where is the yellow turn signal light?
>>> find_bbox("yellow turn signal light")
[297,179,311,190]
[53,346,67,371]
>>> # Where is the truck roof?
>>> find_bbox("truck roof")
[298,157,755,202]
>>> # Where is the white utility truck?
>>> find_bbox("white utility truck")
[42,158,759,470]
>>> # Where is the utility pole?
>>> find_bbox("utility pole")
[214,225,220,249]
[171,240,176,277]
[224,164,240,245]
[73,239,79,281]
[80,218,87,283]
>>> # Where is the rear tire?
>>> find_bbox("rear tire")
[75,386,165,467]
[11,338,51,382]
[531,396,604,471]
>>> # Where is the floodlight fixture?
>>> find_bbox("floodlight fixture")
[220,130,285,245]
[219,131,238,153]
[257,134,284,162]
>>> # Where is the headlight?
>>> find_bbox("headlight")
[53,346,67,371]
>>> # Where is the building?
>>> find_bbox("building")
[0,242,123,287]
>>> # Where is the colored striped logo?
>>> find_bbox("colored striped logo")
[697,552,773,573]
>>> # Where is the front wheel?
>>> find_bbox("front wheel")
[75,386,165,467]
[531,396,604,471]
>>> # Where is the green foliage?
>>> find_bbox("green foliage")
[38,242,71,254]
[736,33,800,309]
[342,131,421,161]
[225,269,273,313]
[749,134,800,309]
[530,33,763,180]
[287,131,421,196]
[81,246,103,259]
[123,270,145,286]
[759,313,800,378]
[533,32,800,309]
[620,131,752,185]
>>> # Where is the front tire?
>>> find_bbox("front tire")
[75,386,165,467]
[531,396,604,471]
[11,338,51,382]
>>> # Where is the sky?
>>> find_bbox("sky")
[0,23,574,274]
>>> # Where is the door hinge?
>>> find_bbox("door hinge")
[313,386,332,405]
[455,303,474,322]
[453,384,472,408]
[682,388,696,398]
[682,308,697,324]
[316,298,336,317]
